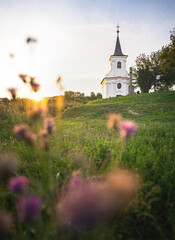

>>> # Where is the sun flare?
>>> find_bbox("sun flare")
[29,91,43,101]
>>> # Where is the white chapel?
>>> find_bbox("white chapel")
[101,26,129,98]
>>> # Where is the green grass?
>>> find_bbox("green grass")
[0,91,175,240]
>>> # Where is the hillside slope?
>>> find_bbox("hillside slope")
[0,91,175,239]
[60,91,175,239]
[62,91,175,122]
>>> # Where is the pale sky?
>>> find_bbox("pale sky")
[0,0,175,98]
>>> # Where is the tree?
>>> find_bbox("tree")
[90,92,96,100]
[64,91,75,101]
[96,93,102,99]
[134,52,166,92]
[159,28,175,88]
[136,66,154,93]
[74,92,82,97]
[150,51,164,91]
[134,29,175,92]
[134,54,154,93]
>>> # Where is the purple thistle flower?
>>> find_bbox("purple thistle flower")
[44,118,55,134]
[58,183,103,230]
[120,120,137,139]
[17,195,42,223]
[57,172,140,230]
[13,124,36,144]
[8,176,29,194]
[13,124,29,139]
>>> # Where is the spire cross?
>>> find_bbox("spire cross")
[116,25,120,35]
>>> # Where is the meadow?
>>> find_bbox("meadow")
[0,91,175,240]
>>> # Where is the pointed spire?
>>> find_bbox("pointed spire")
[113,25,126,56]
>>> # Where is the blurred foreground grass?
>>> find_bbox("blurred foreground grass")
[0,91,175,240]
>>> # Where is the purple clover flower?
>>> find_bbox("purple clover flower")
[8,176,28,194]
[17,195,42,223]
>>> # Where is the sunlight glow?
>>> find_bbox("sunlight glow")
[29,91,43,101]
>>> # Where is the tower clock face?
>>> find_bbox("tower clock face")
[117,83,122,89]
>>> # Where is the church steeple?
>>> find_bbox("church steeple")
[101,26,129,98]
[113,25,126,56]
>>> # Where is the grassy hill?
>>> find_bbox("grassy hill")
[61,91,175,239]
[0,91,175,240]
[62,91,175,122]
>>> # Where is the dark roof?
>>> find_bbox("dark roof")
[113,35,126,56]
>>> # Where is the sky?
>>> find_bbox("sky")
[0,0,175,99]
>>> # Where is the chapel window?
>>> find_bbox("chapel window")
[117,61,121,68]
[117,83,122,89]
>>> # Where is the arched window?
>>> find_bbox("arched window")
[117,61,121,68]
[117,83,122,89]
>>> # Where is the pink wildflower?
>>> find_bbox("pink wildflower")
[120,120,137,139]
[70,176,83,188]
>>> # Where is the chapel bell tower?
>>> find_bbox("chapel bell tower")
[101,25,129,98]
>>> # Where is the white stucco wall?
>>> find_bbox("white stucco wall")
[102,54,129,98]
[104,78,129,98]
[107,56,128,78]
[101,80,106,98]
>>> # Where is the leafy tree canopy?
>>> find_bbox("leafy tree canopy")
[134,53,162,93]
[159,28,175,87]
[134,28,175,92]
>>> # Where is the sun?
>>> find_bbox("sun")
[29,91,43,101]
